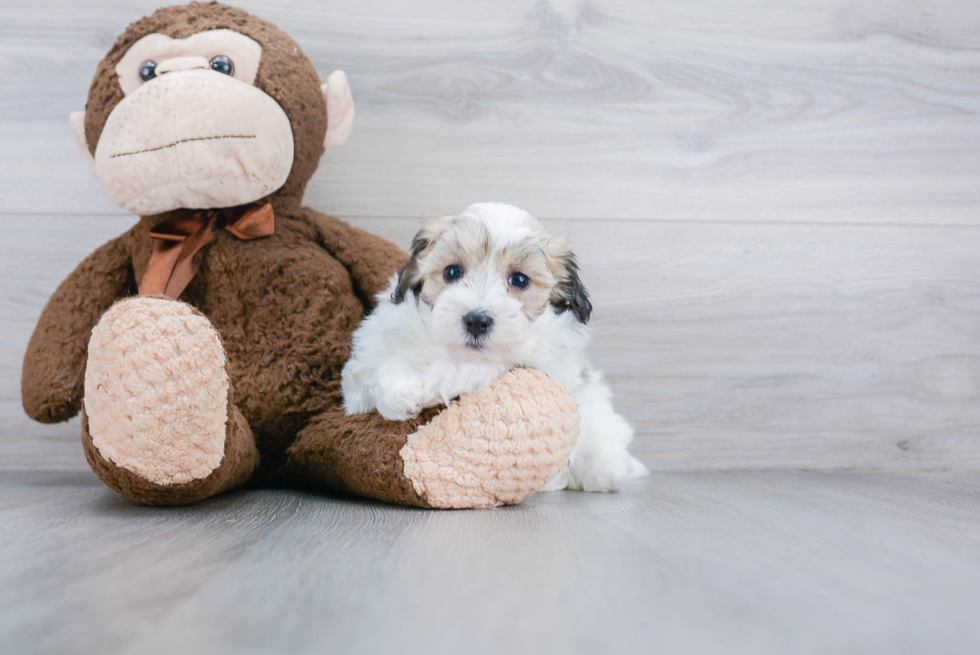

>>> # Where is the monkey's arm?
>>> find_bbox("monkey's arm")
[301,208,408,309]
[22,235,135,423]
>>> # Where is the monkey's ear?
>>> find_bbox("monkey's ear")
[322,70,355,149]
[550,252,593,324]
[392,230,429,304]
[69,111,96,175]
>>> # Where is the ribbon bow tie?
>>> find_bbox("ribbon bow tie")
[140,202,275,299]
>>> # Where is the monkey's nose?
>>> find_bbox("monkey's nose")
[463,311,493,338]
[155,56,210,75]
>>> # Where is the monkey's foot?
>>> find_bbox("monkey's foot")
[400,368,581,508]
[84,296,230,486]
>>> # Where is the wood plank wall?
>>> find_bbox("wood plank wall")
[2,0,978,471]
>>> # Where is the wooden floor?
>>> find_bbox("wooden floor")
[3,470,979,654]
[3,0,980,653]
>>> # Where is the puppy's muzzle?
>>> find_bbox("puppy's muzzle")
[463,311,493,338]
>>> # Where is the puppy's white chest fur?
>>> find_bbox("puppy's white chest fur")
[422,359,508,406]
[340,202,648,492]
[342,293,586,419]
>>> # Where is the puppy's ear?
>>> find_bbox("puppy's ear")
[550,251,592,324]
[393,231,428,304]
[393,216,455,304]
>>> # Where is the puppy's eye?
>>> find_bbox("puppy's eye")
[209,55,234,76]
[444,265,464,283]
[508,272,530,289]
[139,61,157,82]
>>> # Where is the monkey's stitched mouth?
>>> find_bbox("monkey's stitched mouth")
[110,134,257,159]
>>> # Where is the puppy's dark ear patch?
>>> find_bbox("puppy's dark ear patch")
[393,231,428,303]
[551,252,592,324]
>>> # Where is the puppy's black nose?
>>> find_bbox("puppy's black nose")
[463,311,493,338]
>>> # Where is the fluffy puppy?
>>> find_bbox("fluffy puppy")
[342,202,648,492]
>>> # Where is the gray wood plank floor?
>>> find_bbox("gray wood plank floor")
[3,470,979,655]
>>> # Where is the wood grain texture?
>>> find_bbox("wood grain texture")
[1,0,979,222]
[2,470,979,654]
[4,216,979,471]
[3,3,980,652]
[3,0,980,471]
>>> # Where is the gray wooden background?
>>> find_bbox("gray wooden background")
[2,0,979,472]
[4,3,980,654]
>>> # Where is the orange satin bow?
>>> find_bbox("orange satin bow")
[140,202,275,299]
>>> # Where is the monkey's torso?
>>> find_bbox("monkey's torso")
[125,209,375,459]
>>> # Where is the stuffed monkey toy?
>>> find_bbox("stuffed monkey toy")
[22,1,579,509]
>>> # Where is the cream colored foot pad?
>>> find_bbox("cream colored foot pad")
[84,297,228,485]
[400,368,580,509]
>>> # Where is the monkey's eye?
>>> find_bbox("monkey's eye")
[139,61,157,82]
[209,55,234,76]
[444,265,464,283]
[508,272,530,289]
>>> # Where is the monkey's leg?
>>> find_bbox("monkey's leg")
[82,297,259,505]
[284,369,580,509]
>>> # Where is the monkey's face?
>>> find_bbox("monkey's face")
[94,30,293,215]
[73,5,354,216]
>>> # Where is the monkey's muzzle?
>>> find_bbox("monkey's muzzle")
[94,69,294,215]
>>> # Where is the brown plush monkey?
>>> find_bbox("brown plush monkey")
[21,2,578,508]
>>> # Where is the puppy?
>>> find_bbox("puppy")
[341,202,648,492]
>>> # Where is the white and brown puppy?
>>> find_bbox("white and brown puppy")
[342,202,648,492]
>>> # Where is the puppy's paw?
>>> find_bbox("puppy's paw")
[570,448,646,493]
[376,377,426,421]
[627,454,651,479]
[539,469,570,492]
